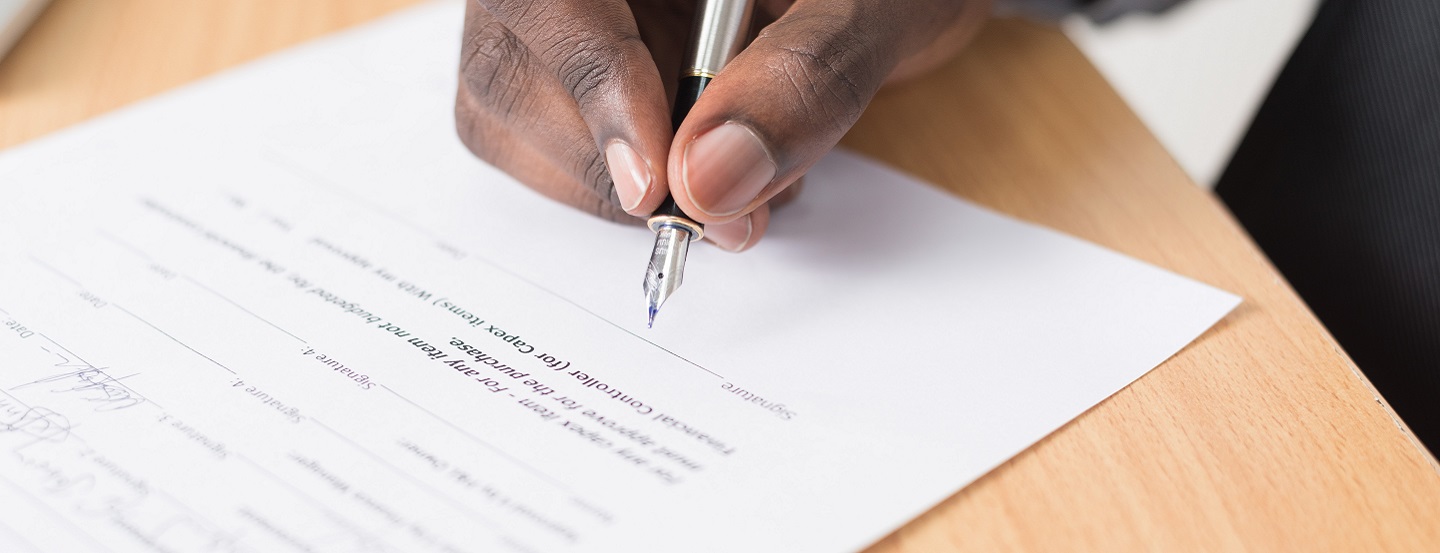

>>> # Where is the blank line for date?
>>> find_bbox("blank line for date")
[28,256,236,375]
[96,230,307,344]
[26,256,81,287]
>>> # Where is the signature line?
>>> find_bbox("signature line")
[107,304,236,375]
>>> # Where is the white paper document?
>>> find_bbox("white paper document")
[0,2,1239,552]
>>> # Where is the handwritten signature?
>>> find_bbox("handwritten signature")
[13,348,147,411]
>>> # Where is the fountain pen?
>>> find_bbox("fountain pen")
[644,0,755,327]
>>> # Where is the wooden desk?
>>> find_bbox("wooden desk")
[2,1,1436,551]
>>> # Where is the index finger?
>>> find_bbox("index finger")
[475,0,676,216]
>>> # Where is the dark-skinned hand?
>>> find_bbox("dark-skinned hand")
[455,0,991,251]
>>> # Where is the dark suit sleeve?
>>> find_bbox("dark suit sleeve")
[995,0,1191,23]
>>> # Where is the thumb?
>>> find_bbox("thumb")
[667,0,967,224]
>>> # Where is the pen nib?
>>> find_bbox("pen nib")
[643,226,691,328]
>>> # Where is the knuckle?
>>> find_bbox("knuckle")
[461,21,532,114]
[760,19,877,128]
[548,33,642,109]
[477,0,544,25]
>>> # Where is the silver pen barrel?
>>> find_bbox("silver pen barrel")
[642,0,754,327]
[684,0,755,78]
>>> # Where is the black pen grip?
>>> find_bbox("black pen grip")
[654,75,713,220]
[671,75,711,130]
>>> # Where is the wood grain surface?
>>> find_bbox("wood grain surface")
[2,1,1436,551]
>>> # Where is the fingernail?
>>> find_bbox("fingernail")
[605,140,651,212]
[683,123,777,218]
[706,215,754,253]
